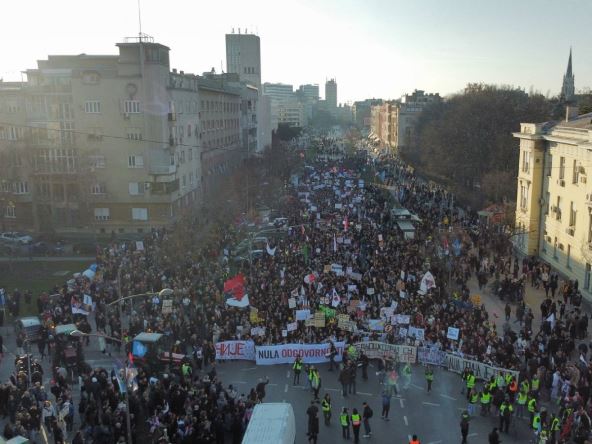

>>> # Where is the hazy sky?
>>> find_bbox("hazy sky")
[1,0,590,103]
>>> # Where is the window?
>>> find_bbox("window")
[556,196,562,221]
[188,148,193,162]
[569,202,577,230]
[84,101,101,113]
[567,245,572,269]
[89,155,106,169]
[132,207,148,221]
[128,182,145,196]
[545,192,550,215]
[179,150,185,164]
[553,237,558,259]
[4,206,15,218]
[189,172,194,186]
[522,151,531,173]
[90,183,106,194]
[127,128,142,140]
[13,181,29,194]
[94,208,110,221]
[588,212,592,243]
[124,100,141,114]
[128,155,144,168]
[586,264,591,291]
[559,156,565,180]
[182,175,186,188]
[187,124,192,137]
[573,159,579,184]
[520,183,528,210]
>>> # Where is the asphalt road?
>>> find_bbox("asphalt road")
[215,360,536,444]
[0,322,541,444]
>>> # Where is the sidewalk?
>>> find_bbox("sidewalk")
[0,256,95,262]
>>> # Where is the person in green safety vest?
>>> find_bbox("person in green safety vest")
[340,407,351,440]
[181,361,192,381]
[499,397,514,433]
[321,393,332,426]
[480,389,492,416]
[496,372,505,391]
[549,413,561,443]
[425,366,434,393]
[531,375,541,399]
[521,379,530,394]
[468,388,479,417]
[516,390,528,418]
[351,408,362,444]
[293,356,303,385]
[532,410,542,433]
[528,395,537,424]
[403,363,412,390]
[311,367,322,401]
[465,371,476,401]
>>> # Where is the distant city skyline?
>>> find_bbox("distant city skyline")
[1,0,591,103]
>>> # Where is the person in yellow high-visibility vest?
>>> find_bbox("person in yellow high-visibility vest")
[293,356,303,385]
[527,394,537,424]
[480,389,492,416]
[321,393,331,426]
[340,407,351,440]
[516,390,528,418]
[465,371,476,401]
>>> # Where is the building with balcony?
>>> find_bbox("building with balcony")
[0,36,243,235]
[513,107,592,299]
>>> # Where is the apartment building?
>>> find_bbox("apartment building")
[0,36,242,235]
[513,108,592,299]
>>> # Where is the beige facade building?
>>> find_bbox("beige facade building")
[369,90,440,151]
[0,36,243,235]
[513,108,592,297]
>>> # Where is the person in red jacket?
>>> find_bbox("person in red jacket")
[409,434,420,444]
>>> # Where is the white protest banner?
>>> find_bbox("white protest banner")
[408,326,425,340]
[366,288,375,295]
[287,322,298,332]
[255,341,345,365]
[350,272,362,281]
[331,263,343,274]
[288,298,296,309]
[135,241,144,251]
[447,327,460,340]
[251,326,266,337]
[162,299,173,314]
[380,307,395,319]
[418,271,436,295]
[296,309,312,321]
[282,330,288,337]
[399,327,408,338]
[83,294,93,306]
[417,347,447,366]
[335,203,343,209]
[353,341,416,363]
[347,284,358,293]
[445,353,520,382]
[368,319,384,331]
[344,238,352,245]
[392,314,411,325]
[215,340,255,361]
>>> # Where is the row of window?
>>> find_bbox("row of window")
[203,119,239,130]
[94,207,148,221]
[81,99,239,116]
[0,181,29,194]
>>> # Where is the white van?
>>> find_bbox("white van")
[242,403,296,444]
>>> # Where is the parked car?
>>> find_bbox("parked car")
[0,232,33,244]
[72,241,98,255]
[31,241,65,256]
[15,316,43,343]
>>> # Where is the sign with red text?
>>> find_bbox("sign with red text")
[255,341,345,365]
[215,340,255,361]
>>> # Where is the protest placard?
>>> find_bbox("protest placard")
[288,298,296,309]
[447,326,460,340]
[162,299,173,314]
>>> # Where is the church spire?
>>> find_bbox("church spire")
[560,47,575,102]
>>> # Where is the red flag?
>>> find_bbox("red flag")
[128,352,134,365]
[343,215,349,232]
[224,274,245,301]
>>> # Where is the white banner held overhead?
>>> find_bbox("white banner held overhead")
[215,340,255,361]
[255,342,345,365]
[445,353,519,382]
[353,341,417,363]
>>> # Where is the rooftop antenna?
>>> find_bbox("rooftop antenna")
[137,0,143,40]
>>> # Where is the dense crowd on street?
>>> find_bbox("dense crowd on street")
[1,142,592,443]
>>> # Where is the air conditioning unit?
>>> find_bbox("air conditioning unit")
[566,227,575,236]
[558,179,565,187]
[144,182,151,189]
[123,113,130,120]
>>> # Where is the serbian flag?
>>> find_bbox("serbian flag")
[224,274,246,301]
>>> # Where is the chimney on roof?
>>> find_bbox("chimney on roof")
[566,105,579,122]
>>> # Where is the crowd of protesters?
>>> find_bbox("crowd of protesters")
[1,142,592,443]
